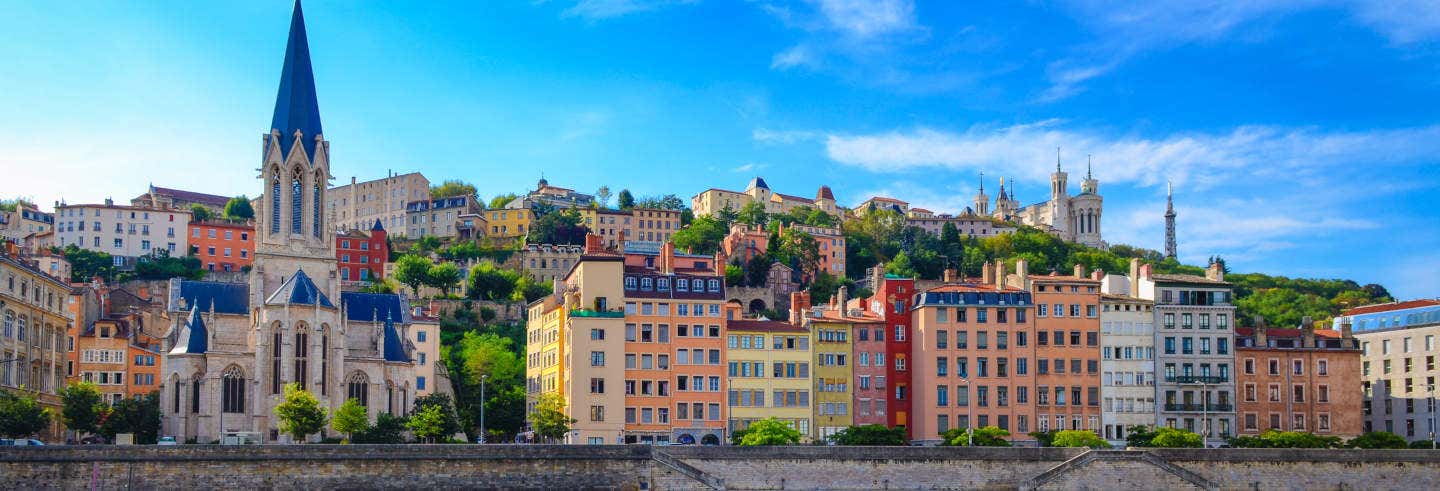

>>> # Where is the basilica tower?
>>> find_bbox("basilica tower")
[1164,181,1177,260]
[972,173,990,216]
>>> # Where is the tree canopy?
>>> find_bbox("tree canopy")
[940,425,1012,446]
[223,196,254,219]
[528,393,574,442]
[1051,430,1112,448]
[527,208,588,245]
[0,390,50,438]
[330,398,369,442]
[739,418,802,446]
[274,383,327,442]
[616,189,635,210]
[393,254,434,296]
[431,180,478,199]
[60,381,105,437]
[1347,431,1409,449]
[671,216,728,255]
[828,424,906,445]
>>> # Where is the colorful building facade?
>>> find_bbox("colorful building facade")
[188,220,254,272]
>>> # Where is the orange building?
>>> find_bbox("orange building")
[66,282,165,404]
[620,242,728,444]
[911,265,1036,444]
[1235,325,1363,438]
[187,220,254,272]
[1025,264,1105,435]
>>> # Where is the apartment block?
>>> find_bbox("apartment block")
[485,208,534,239]
[1136,260,1237,444]
[0,202,54,243]
[54,200,191,265]
[188,219,255,273]
[327,171,430,234]
[334,220,388,283]
[405,195,482,238]
[726,316,813,439]
[691,178,839,219]
[911,265,1035,444]
[1235,321,1362,438]
[1353,300,1440,442]
[1026,265,1104,436]
[521,244,582,283]
[866,267,916,437]
[1,240,72,441]
[132,185,232,215]
[1098,291,1157,444]
[802,288,882,439]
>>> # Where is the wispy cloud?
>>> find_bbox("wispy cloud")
[559,110,611,141]
[811,0,919,40]
[752,128,821,145]
[816,121,1440,189]
[771,44,819,70]
[732,162,767,173]
[559,0,696,20]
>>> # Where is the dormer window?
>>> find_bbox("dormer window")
[625,277,637,290]
[708,279,720,292]
[676,279,689,292]
[641,278,653,291]
[657,278,670,292]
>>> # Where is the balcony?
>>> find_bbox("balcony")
[1164,403,1233,412]
[570,309,626,318]
[1168,375,1228,384]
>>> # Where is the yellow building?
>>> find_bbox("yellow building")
[691,177,839,219]
[524,235,626,444]
[486,208,534,239]
[810,318,854,440]
[726,317,813,439]
[576,208,631,249]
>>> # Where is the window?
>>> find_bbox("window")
[221,366,245,413]
[347,372,370,407]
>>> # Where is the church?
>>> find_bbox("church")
[160,2,419,443]
[971,152,1106,249]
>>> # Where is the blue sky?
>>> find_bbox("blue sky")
[2,0,1437,298]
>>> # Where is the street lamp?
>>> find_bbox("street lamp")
[479,374,489,444]
[960,377,973,446]
[1429,384,1436,450]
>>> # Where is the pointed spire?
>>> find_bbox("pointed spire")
[271,0,324,161]
[1087,155,1093,180]
[1166,180,1175,213]
[1056,147,1062,172]
[978,172,984,193]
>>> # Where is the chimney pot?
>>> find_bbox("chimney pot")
[1074,263,1086,278]
[981,261,993,286]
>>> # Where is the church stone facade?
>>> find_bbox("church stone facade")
[973,153,1105,249]
[160,2,418,443]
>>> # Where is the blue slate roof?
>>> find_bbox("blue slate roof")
[265,269,336,308]
[170,307,209,355]
[339,292,410,323]
[270,0,324,161]
[371,219,385,232]
[747,177,769,190]
[381,318,410,363]
[171,280,249,314]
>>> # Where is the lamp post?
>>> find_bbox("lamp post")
[960,377,973,446]
[479,374,488,444]
[1430,384,1436,450]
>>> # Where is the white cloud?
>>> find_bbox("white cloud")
[559,110,611,141]
[752,128,821,145]
[771,44,819,70]
[1352,0,1440,44]
[817,122,1440,189]
[560,0,696,20]
[812,0,918,40]
[732,162,767,173]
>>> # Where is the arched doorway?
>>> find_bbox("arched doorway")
[676,433,696,445]
[701,434,721,445]
[748,299,766,313]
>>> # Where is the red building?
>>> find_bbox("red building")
[336,219,388,282]
[867,266,916,437]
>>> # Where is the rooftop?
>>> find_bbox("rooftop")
[729,319,807,333]
[1342,299,1440,317]
[1151,273,1229,286]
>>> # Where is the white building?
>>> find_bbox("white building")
[1098,289,1157,445]
[53,200,190,265]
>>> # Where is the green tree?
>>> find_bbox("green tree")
[828,424,906,445]
[1228,430,1341,448]
[489,193,519,209]
[393,254,434,296]
[527,209,587,245]
[512,275,553,303]
[466,262,520,301]
[737,200,768,227]
[189,203,213,222]
[330,398,369,443]
[739,418,802,446]
[745,254,773,287]
[61,245,117,283]
[413,393,463,440]
[1052,430,1112,449]
[807,272,845,304]
[60,381,105,438]
[1151,427,1204,448]
[1028,430,1058,447]
[528,393,575,442]
[617,189,635,210]
[725,264,744,287]
[134,249,205,280]
[222,196,254,219]
[1348,431,1410,449]
[406,404,447,443]
[0,390,51,438]
[886,251,917,278]
[98,392,161,444]
[595,186,612,208]
[771,228,820,278]
[940,426,1012,446]
[426,262,463,296]
[430,180,478,199]
[353,412,407,444]
[414,235,443,254]
[671,216,728,255]
[1124,425,1159,448]
[273,383,327,442]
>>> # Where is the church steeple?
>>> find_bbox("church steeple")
[270,0,324,162]
[973,172,990,216]
[1164,180,1177,260]
[1081,154,1098,194]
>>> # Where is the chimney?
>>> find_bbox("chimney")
[584,234,604,254]
[994,261,1006,290]
[943,268,957,283]
[1206,261,1224,282]
[981,261,993,286]
[837,286,849,313]
[104,197,113,207]
[660,242,676,274]
[1128,259,1140,296]
[871,264,886,293]
[1074,263,1086,278]
[1340,318,1354,340]
[1139,263,1152,281]
[1016,259,1030,290]
[790,291,811,325]
[1254,315,1268,347]
[1302,325,1316,348]
[1090,269,1104,281]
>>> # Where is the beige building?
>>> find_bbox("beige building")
[54,200,191,264]
[0,202,54,244]
[410,314,453,398]
[521,244,582,283]
[132,185,233,216]
[525,235,627,444]
[327,171,430,235]
[691,178,839,219]
[1,240,72,441]
[906,213,1017,240]
[578,208,632,249]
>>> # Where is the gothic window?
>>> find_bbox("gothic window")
[387,382,395,414]
[191,377,201,413]
[319,327,328,396]
[294,326,309,391]
[172,375,181,413]
[270,169,281,234]
[312,181,322,238]
[222,366,246,413]
[347,372,369,407]
[291,171,304,234]
[272,330,283,394]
